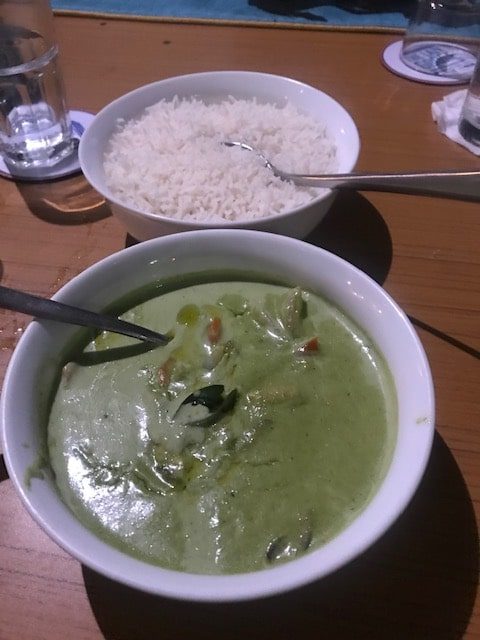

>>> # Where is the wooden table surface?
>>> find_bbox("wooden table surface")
[0,15,479,640]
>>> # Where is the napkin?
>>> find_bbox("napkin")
[431,89,480,156]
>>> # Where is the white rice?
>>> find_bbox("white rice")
[103,96,337,222]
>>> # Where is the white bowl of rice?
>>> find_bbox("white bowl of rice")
[79,71,360,240]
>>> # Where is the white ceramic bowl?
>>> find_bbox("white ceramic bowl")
[78,71,360,240]
[1,230,434,602]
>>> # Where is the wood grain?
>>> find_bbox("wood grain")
[0,16,478,640]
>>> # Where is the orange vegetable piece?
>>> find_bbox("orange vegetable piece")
[157,356,175,386]
[299,337,319,354]
[207,316,222,344]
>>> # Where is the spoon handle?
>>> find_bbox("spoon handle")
[0,285,170,345]
[282,169,480,201]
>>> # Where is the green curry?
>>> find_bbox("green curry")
[48,280,396,574]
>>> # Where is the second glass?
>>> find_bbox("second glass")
[459,51,480,145]
[400,0,480,80]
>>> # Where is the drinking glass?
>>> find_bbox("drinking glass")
[459,51,480,145]
[0,0,74,169]
[400,0,480,80]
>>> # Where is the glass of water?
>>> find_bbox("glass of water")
[459,51,480,145]
[0,0,74,169]
[400,0,480,81]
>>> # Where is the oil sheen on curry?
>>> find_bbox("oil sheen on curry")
[48,280,397,574]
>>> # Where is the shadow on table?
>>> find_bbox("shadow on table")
[126,191,393,287]
[409,316,480,361]
[0,455,8,482]
[82,433,478,640]
[307,193,479,359]
[306,191,393,285]
[13,173,111,225]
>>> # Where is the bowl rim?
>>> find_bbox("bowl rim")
[0,230,434,602]
[78,70,361,228]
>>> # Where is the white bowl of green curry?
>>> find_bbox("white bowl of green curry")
[1,230,434,601]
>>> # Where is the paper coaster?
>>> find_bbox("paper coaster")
[382,41,469,86]
[0,110,95,182]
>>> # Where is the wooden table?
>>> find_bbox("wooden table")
[1,15,479,640]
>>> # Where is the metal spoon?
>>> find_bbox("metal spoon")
[224,141,480,201]
[0,285,170,345]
